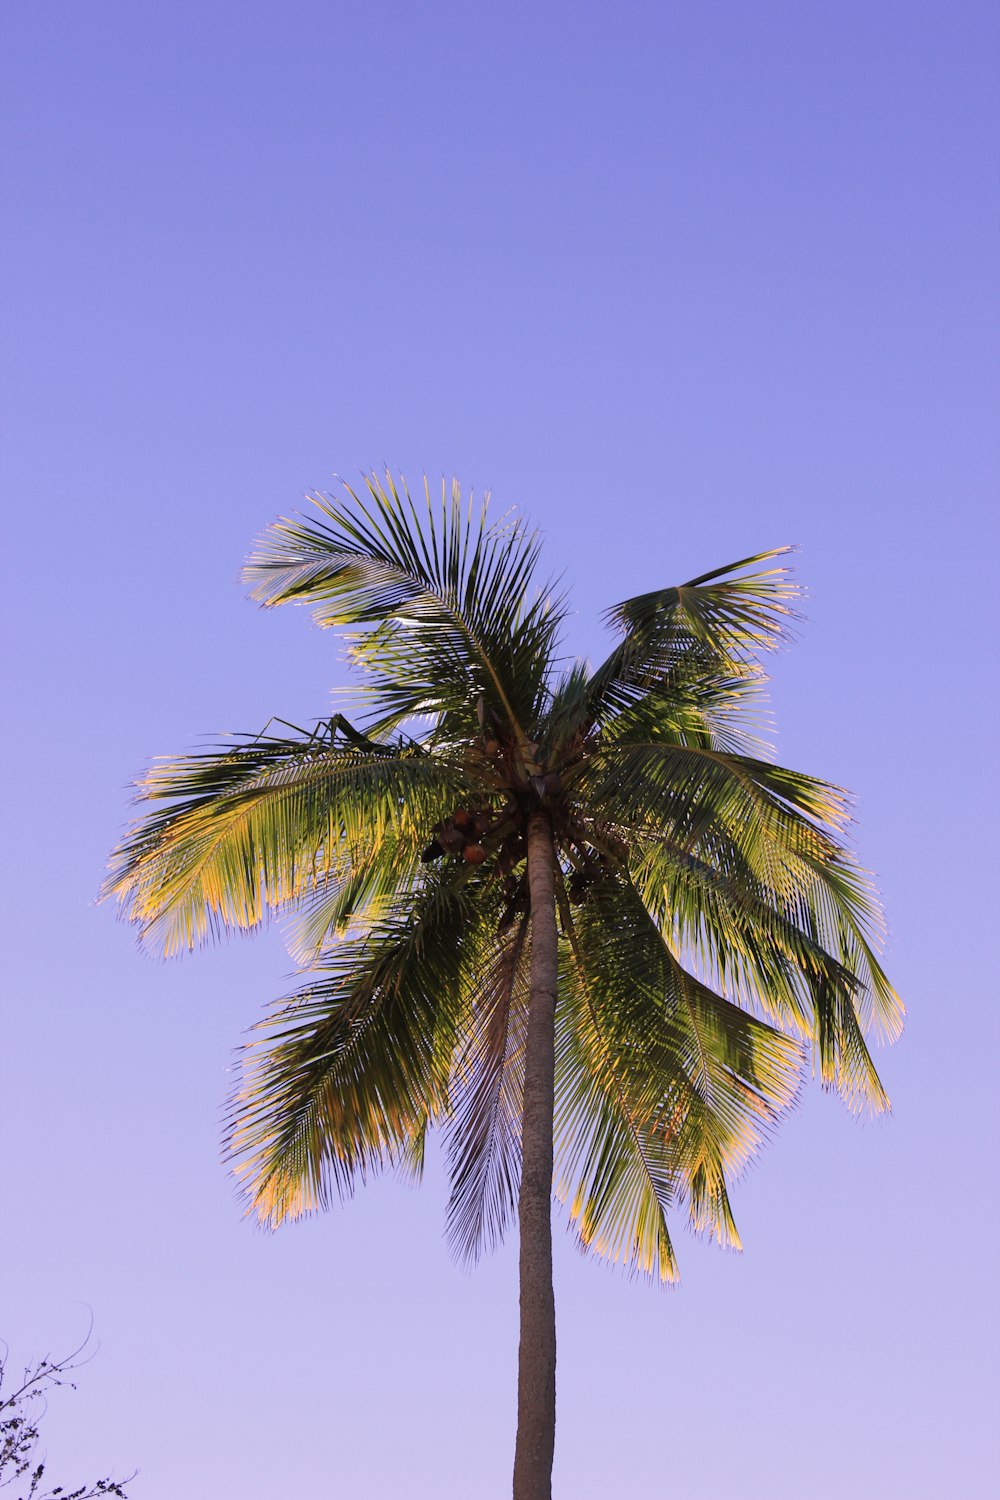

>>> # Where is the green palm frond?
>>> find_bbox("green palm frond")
[555,877,804,1276]
[599,662,774,757]
[228,871,477,1227]
[283,836,425,964]
[446,913,531,1263]
[558,549,799,740]
[543,658,770,765]
[554,923,680,1283]
[634,836,894,1109]
[243,472,565,740]
[795,846,902,1045]
[106,719,471,955]
[587,737,897,1107]
[585,740,853,893]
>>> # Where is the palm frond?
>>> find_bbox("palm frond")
[554,920,680,1283]
[106,719,470,955]
[633,835,896,1111]
[555,876,804,1272]
[560,549,799,739]
[586,740,852,882]
[795,846,902,1046]
[243,472,565,740]
[445,914,531,1263]
[227,871,477,1226]
[586,738,898,1108]
[599,662,774,757]
[283,836,425,964]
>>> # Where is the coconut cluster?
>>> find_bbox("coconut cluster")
[421,808,490,865]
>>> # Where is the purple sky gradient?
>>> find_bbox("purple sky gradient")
[2,3,998,1496]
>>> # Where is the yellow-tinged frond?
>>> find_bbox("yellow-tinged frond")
[554,876,805,1273]
[228,873,479,1226]
[106,725,473,955]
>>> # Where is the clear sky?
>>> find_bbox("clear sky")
[1,3,997,1497]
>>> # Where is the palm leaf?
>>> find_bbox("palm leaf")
[228,871,477,1226]
[445,913,531,1262]
[554,920,680,1283]
[638,836,893,1109]
[587,738,898,1107]
[583,740,854,914]
[106,721,470,955]
[555,875,804,1273]
[243,472,565,740]
[555,549,799,742]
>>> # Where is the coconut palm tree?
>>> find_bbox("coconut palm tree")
[107,473,901,1500]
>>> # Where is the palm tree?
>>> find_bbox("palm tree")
[107,473,901,1500]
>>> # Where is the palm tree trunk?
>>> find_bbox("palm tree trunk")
[512,810,559,1500]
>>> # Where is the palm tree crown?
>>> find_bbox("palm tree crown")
[107,473,900,1494]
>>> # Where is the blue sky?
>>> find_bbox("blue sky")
[1,3,998,1496]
